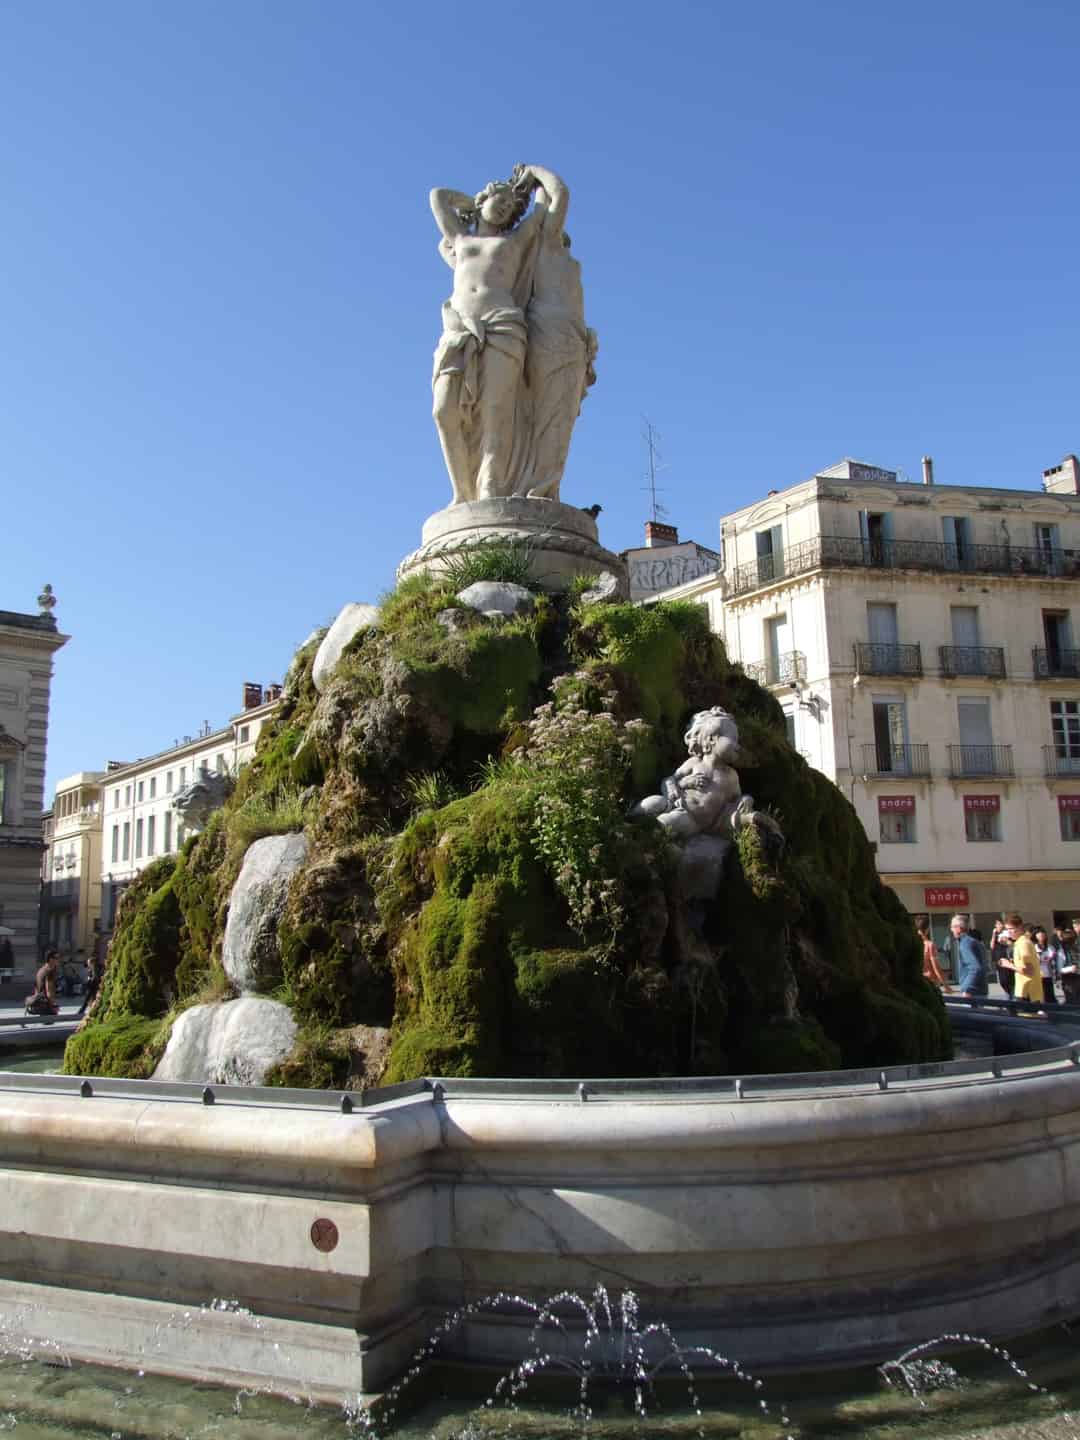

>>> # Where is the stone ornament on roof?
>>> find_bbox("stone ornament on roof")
[37,584,57,616]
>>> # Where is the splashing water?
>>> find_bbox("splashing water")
[346,1284,795,1439]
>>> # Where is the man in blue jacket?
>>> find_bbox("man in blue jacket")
[949,914,988,997]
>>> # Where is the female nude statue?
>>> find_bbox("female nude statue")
[429,164,595,505]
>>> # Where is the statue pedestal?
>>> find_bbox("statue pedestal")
[396,497,628,594]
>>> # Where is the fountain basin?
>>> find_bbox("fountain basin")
[1,1032,1079,1401]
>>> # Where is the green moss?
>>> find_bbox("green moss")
[92,857,181,1020]
[172,813,232,1001]
[62,1015,168,1078]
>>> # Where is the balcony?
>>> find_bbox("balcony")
[939,644,1006,679]
[727,534,1079,599]
[742,651,807,688]
[1044,746,1080,777]
[854,641,923,677]
[1033,648,1080,680]
[946,744,1015,778]
[860,742,931,778]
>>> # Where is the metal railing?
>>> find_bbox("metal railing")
[939,645,1006,679]
[854,641,923,676]
[946,743,1015,778]
[1033,648,1080,680]
[742,651,807,688]
[1044,745,1080,777]
[860,742,931,777]
[728,534,1079,598]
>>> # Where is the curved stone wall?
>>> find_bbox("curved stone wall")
[0,1030,1078,1398]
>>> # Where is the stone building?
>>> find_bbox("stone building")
[0,605,68,978]
[39,771,105,960]
[622,520,720,602]
[713,452,1080,951]
[98,685,280,931]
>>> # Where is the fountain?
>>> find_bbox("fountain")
[1,161,1079,1430]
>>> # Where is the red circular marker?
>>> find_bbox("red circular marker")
[310,1218,339,1253]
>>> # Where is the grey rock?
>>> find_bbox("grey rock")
[580,570,623,604]
[153,997,298,1085]
[455,581,535,619]
[678,834,732,901]
[172,767,231,832]
[312,603,380,693]
[222,833,309,994]
[436,607,475,634]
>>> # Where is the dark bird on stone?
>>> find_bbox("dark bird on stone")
[583,503,602,518]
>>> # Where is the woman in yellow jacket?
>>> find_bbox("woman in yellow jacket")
[1003,914,1044,1005]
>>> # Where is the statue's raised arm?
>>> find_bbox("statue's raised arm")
[430,188,475,265]
[517,164,569,239]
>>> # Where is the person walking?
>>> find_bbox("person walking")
[1060,926,1080,1006]
[950,914,988,999]
[1034,926,1063,1007]
[991,918,1014,997]
[76,952,102,1017]
[917,922,949,990]
[1001,913,1043,1010]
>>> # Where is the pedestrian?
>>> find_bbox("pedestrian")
[991,918,1014,997]
[917,922,949,990]
[1001,913,1044,1010]
[949,914,988,998]
[1033,926,1063,1007]
[1061,927,1080,1006]
[77,952,101,1017]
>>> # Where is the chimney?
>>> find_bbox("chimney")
[264,683,283,703]
[921,456,934,486]
[644,520,678,548]
[1043,455,1080,496]
[243,682,264,710]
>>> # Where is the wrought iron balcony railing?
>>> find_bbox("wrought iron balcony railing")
[938,645,1006,678]
[1044,746,1080,777]
[1033,648,1080,680]
[854,641,923,677]
[727,534,1079,598]
[742,651,807,688]
[946,744,1015,778]
[860,742,931,777]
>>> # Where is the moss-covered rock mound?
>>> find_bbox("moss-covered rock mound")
[65,576,949,1085]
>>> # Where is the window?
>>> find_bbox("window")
[149,777,156,799]
[860,510,894,566]
[764,614,791,686]
[1051,701,1080,771]
[137,781,145,803]
[111,825,119,863]
[0,759,12,824]
[239,725,250,743]
[124,785,132,805]
[1060,798,1080,841]
[783,710,796,748]
[878,796,916,844]
[147,815,156,856]
[114,789,121,809]
[135,818,144,859]
[942,516,972,570]
[755,525,784,584]
[164,811,173,852]
[179,767,187,787]
[166,771,173,793]
[956,697,994,774]
[1035,523,1062,574]
[871,697,909,772]
[216,754,226,773]
[122,822,131,861]
[964,795,1001,842]
[1043,611,1076,676]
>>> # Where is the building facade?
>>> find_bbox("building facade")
[622,521,721,602]
[715,454,1080,951]
[0,606,68,978]
[39,771,105,960]
[98,686,280,930]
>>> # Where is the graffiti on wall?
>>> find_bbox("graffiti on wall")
[627,545,720,599]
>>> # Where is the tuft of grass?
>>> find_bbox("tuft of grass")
[405,770,458,813]
[441,537,537,590]
[226,783,314,860]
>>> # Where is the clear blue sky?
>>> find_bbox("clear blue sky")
[4,0,1077,795]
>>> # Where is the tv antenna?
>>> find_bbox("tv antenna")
[642,419,669,523]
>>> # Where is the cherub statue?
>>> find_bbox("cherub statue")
[633,708,744,840]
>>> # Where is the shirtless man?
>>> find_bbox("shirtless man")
[430,170,544,502]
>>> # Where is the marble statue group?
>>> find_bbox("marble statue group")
[430,163,597,506]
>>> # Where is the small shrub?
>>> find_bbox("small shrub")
[227,783,313,858]
[406,770,458,813]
